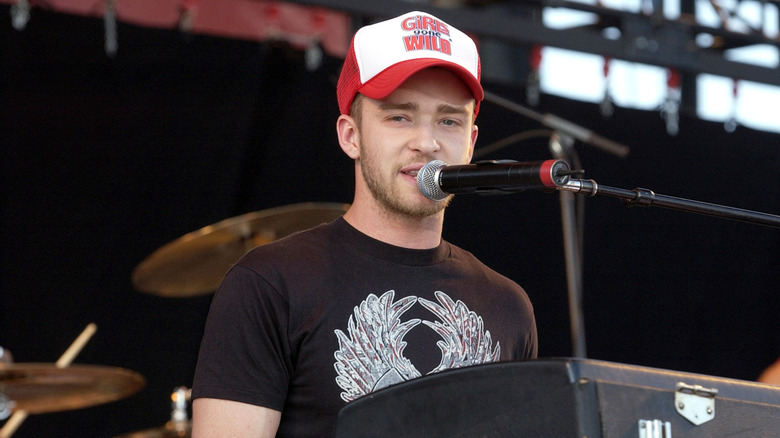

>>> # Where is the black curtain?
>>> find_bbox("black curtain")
[2,7,779,437]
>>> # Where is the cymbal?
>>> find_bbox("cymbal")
[131,202,349,297]
[115,421,191,438]
[0,363,145,414]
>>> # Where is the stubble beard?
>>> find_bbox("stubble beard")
[358,133,450,219]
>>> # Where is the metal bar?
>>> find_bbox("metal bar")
[285,0,780,87]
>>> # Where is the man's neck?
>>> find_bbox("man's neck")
[342,203,444,250]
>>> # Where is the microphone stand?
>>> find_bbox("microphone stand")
[549,132,588,358]
[483,90,631,359]
[559,179,780,228]
[480,90,778,357]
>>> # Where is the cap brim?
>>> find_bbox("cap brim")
[358,58,484,104]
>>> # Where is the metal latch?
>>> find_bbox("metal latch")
[675,382,717,425]
[638,419,672,438]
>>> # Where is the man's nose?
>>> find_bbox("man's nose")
[409,124,440,154]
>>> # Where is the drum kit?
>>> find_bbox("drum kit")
[0,203,348,437]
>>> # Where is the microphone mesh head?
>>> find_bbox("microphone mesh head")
[417,160,448,201]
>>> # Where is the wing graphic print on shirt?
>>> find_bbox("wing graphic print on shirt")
[333,289,501,402]
[333,290,423,402]
[419,291,501,373]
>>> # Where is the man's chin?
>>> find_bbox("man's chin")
[402,196,450,218]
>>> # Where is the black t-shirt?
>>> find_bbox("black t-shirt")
[192,217,537,437]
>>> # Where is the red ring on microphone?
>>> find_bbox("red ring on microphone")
[539,160,557,188]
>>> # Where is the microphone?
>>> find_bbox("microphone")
[416,159,571,201]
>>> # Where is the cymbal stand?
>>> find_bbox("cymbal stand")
[168,386,191,433]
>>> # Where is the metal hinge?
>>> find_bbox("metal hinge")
[675,382,717,425]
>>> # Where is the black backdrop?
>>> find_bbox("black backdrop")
[2,8,779,437]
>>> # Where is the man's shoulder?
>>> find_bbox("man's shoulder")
[236,219,340,266]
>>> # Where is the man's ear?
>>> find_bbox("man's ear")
[337,114,360,160]
[468,123,478,162]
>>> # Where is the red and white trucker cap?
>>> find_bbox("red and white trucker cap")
[336,11,483,116]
